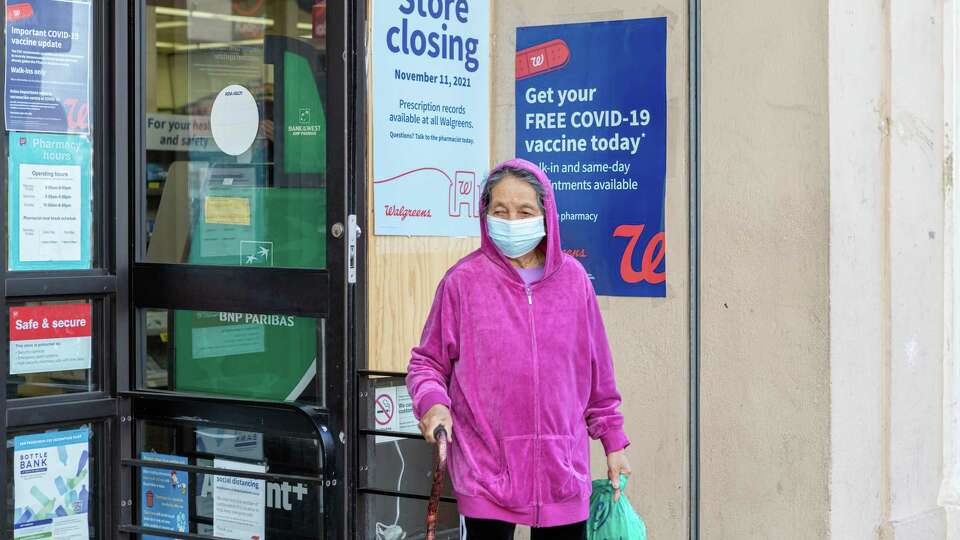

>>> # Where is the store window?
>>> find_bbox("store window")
[5,0,97,270]
[142,0,328,270]
[359,375,460,538]
[135,419,324,539]
[7,299,102,399]
[142,307,324,404]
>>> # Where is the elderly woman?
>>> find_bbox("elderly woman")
[406,159,631,539]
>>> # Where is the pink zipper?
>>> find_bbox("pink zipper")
[525,284,541,527]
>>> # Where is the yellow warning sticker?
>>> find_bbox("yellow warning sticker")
[204,196,251,225]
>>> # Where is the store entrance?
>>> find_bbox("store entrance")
[123,1,350,538]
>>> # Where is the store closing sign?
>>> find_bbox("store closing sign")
[9,303,92,375]
[372,0,490,236]
[515,19,667,297]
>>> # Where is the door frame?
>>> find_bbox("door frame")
[119,0,355,538]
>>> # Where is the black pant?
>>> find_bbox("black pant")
[462,517,587,540]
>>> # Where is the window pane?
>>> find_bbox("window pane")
[142,1,327,269]
[142,308,323,404]
[361,494,460,540]
[137,420,323,539]
[7,300,98,398]
[362,437,454,500]
[7,424,99,539]
[6,0,96,270]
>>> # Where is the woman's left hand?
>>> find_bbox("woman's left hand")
[606,450,632,502]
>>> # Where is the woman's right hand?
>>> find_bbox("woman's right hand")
[419,404,453,444]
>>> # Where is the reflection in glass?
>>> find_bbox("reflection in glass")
[362,437,454,500]
[143,1,327,269]
[143,308,322,404]
[363,494,460,540]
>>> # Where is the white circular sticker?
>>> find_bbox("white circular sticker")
[209,84,259,156]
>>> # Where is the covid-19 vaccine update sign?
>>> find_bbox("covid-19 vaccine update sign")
[5,0,92,134]
[516,19,667,297]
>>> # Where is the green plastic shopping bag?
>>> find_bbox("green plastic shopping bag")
[587,474,648,540]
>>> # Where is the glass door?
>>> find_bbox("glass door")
[121,1,350,538]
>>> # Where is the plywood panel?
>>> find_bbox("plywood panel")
[364,0,482,372]
[366,236,478,372]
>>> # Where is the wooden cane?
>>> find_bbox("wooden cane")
[425,425,449,540]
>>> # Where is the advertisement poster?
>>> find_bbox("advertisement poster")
[372,0,490,236]
[213,458,266,540]
[5,0,92,133]
[13,428,90,540]
[140,452,189,540]
[515,19,667,297]
[8,132,93,271]
[9,303,92,375]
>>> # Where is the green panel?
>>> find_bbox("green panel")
[173,187,325,401]
[283,51,326,174]
[173,311,317,401]
[188,186,326,268]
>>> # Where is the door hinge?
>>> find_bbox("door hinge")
[348,214,360,284]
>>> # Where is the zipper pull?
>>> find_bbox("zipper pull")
[525,286,533,305]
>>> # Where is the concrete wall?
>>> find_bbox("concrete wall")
[829,1,947,538]
[828,0,885,537]
[700,1,832,538]
[885,0,946,536]
[491,2,691,538]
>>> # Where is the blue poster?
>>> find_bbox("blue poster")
[5,0,92,133]
[516,19,667,297]
[140,452,189,540]
[8,132,93,271]
[13,428,90,540]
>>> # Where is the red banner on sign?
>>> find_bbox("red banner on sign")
[515,39,570,80]
[9,304,92,341]
[6,3,34,23]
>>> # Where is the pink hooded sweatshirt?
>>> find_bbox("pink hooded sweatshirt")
[406,158,629,527]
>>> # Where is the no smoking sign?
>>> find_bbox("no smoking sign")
[373,385,418,444]
[375,392,395,427]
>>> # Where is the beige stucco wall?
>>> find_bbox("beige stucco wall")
[700,0,832,538]
[491,2,691,539]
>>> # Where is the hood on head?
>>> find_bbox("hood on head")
[480,158,564,280]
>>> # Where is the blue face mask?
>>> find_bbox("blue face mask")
[486,215,546,259]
